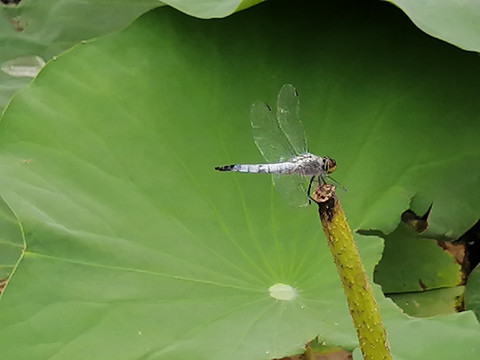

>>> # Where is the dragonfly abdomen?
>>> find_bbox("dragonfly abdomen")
[215,162,297,174]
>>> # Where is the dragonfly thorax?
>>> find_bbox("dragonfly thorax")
[290,153,336,176]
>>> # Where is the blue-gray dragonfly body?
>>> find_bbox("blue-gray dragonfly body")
[215,84,336,206]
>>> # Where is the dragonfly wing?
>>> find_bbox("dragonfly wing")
[277,84,308,155]
[251,101,296,163]
[271,174,310,207]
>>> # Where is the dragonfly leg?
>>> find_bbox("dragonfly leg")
[307,175,316,205]
[319,174,327,185]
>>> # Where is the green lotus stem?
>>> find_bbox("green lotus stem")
[312,184,392,360]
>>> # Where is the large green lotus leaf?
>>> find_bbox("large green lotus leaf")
[0,0,255,112]
[0,1,479,359]
[388,0,480,52]
[0,195,24,280]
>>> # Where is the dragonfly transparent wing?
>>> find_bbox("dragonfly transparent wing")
[277,84,308,155]
[272,174,310,207]
[250,85,310,207]
[251,101,296,163]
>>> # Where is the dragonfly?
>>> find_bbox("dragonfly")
[215,84,337,206]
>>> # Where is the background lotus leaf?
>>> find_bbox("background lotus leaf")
[388,0,480,51]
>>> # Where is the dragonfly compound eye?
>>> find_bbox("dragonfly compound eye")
[325,158,337,174]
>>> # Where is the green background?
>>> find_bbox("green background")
[0,1,479,359]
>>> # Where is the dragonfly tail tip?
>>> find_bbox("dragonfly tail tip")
[215,165,235,172]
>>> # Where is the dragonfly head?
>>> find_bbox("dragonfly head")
[324,157,337,174]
